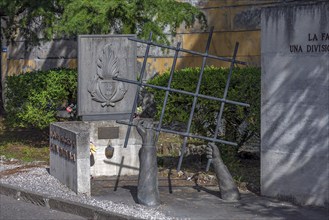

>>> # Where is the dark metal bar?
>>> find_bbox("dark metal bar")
[206,42,240,171]
[116,120,237,146]
[177,27,214,171]
[113,76,250,107]
[122,32,153,148]
[155,42,182,143]
[129,37,247,65]
[158,128,237,146]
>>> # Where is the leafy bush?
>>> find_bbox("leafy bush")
[147,66,260,148]
[5,68,77,130]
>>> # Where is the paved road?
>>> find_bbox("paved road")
[0,194,86,220]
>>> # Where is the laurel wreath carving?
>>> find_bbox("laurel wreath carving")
[88,44,127,107]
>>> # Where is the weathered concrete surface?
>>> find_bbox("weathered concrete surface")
[78,35,137,120]
[261,2,329,206]
[50,122,90,195]
[88,120,142,177]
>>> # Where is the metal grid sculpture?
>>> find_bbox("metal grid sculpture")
[114,27,249,171]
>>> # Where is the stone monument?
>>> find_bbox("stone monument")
[78,35,141,177]
[261,2,328,206]
[50,35,141,195]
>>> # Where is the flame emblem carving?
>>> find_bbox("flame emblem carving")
[88,44,127,107]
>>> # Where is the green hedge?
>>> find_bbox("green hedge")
[147,66,260,147]
[5,68,77,129]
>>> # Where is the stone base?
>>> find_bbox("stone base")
[50,120,142,196]
[88,121,142,177]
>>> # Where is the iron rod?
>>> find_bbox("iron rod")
[122,32,152,148]
[129,37,247,65]
[113,76,250,107]
[116,120,237,146]
[177,27,214,171]
[155,42,182,143]
[206,42,240,171]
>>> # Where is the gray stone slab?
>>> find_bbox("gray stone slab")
[261,2,329,206]
[50,122,90,195]
[78,35,137,120]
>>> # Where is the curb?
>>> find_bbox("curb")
[0,183,136,220]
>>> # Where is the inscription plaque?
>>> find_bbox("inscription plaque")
[98,127,119,139]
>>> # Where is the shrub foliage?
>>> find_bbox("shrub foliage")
[147,66,260,148]
[5,68,77,129]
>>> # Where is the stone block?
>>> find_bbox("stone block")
[88,121,142,177]
[261,2,329,206]
[78,35,137,121]
[49,122,90,195]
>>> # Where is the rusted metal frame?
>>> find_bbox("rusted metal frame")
[128,38,247,65]
[176,27,214,171]
[155,42,182,143]
[113,77,250,108]
[122,32,153,148]
[205,42,240,171]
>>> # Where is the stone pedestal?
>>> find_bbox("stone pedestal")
[88,121,142,177]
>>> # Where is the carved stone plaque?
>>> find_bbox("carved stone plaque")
[78,35,137,121]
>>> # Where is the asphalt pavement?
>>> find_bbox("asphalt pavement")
[0,194,86,220]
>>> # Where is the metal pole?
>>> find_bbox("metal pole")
[155,42,181,143]
[177,27,214,171]
[121,32,152,148]
[128,37,247,65]
[113,77,249,107]
[206,42,240,171]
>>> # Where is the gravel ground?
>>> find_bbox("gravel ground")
[0,160,172,220]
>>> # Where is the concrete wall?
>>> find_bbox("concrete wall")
[261,2,328,206]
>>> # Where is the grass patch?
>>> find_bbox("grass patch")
[0,117,49,163]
